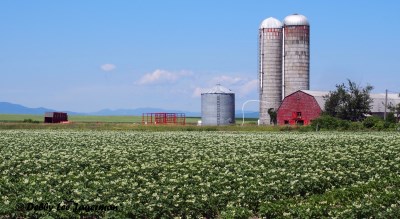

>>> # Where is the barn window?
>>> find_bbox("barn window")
[297,112,302,117]
[284,120,289,124]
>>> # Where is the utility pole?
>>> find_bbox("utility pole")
[384,89,388,121]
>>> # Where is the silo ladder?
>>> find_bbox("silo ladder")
[217,95,221,125]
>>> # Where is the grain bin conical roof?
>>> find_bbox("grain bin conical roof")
[203,84,234,94]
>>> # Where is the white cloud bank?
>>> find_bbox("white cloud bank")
[192,87,206,97]
[238,79,258,96]
[211,75,242,85]
[137,69,192,85]
[191,75,257,98]
[100,64,116,72]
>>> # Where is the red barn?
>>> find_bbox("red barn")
[277,90,325,125]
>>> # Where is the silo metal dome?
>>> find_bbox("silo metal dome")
[259,17,283,29]
[201,84,235,126]
[283,14,309,26]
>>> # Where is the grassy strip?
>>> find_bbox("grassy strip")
[0,122,283,131]
[0,114,201,123]
[0,114,44,122]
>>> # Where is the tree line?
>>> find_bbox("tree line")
[315,79,399,130]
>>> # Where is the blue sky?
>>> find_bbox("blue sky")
[1,1,399,112]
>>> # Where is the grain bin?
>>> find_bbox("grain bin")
[259,17,283,125]
[283,14,310,97]
[201,84,235,125]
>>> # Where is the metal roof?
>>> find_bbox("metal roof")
[299,90,400,113]
[259,17,283,29]
[283,14,309,26]
[301,90,328,110]
[202,84,234,94]
[370,93,400,113]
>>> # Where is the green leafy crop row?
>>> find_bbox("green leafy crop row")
[0,130,399,218]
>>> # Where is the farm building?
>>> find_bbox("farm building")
[277,90,323,125]
[44,112,68,123]
[277,90,400,125]
[201,84,235,126]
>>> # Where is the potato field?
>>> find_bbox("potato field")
[1,130,400,218]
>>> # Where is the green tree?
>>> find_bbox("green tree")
[324,79,373,121]
[388,101,400,123]
[267,108,277,125]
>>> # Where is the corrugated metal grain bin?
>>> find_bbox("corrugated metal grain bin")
[201,84,235,126]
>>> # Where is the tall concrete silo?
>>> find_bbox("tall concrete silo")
[283,14,310,97]
[201,84,235,126]
[259,17,283,125]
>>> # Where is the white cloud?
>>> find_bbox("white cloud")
[192,87,206,98]
[238,79,258,97]
[100,64,116,72]
[211,75,242,85]
[191,74,258,98]
[137,69,192,85]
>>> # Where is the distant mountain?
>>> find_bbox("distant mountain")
[0,102,80,115]
[0,101,259,118]
[0,102,201,116]
[91,108,201,117]
[0,102,56,114]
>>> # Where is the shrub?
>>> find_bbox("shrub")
[310,115,347,130]
[383,121,395,129]
[279,125,296,131]
[362,116,382,129]
[386,112,397,124]
[298,125,314,132]
[337,119,351,130]
[309,115,398,131]
[22,118,40,123]
[373,120,385,131]
[349,122,364,131]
